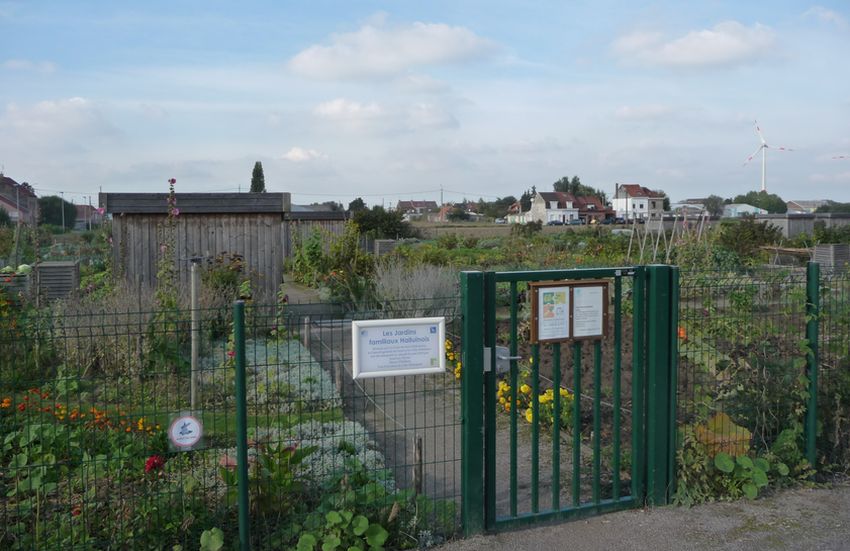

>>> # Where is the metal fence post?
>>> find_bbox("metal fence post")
[645,265,675,506]
[460,271,485,536]
[234,300,251,550]
[805,261,820,468]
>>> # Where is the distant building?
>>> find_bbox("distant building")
[723,203,767,217]
[529,191,579,224]
[0,175,38,225]
[396,200,438,214]
[671,203,707,216]
[786,200,828,214]
[74,204,104,230]
[573,195,614,223]
[612,184,665,221]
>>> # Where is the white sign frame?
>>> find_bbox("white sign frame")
[572,284,606,339]
[352,317,446,379]
[168,413,203,450]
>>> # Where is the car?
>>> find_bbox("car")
[568,219,583,225]
[613,217,626,224]
[601,218,615,225]
[547,220,565,226]
[494,218,507,224]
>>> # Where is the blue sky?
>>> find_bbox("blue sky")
[1,1,849,207]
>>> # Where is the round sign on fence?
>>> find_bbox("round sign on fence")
[168,414,203,449]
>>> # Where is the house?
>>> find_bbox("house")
[505,201,528,224]
[723,203,767,217]
[670,203,707,216]
[0,175,38,225]
[74,204,104,230]
[786,200,828,214]
[612,184,665,221]
[528,191,579,224]
[573,195,614,223]
[396,200,438,215]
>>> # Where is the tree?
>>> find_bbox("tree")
[816,201,850,213]
[703,195,725,216]
[250,161,266,193]
[552,175,607,203]
[38,195,77,229]
[732,191,787,214]
[0,208,10,227]
[520,186,536,211]
[652,190,671,211]
[348,197,367,213]
[352,206,417,239]
[447,205,470,221]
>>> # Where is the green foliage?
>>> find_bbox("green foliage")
[348,197,367,213]
[702,195,726,216]
[812,221,850,244]
[0,207,11,227]
[446,205,470,221]
[815,201,850,213]
[352,206,416,239]
[717,216,781,261]
[296,510,389,551]
[552,175,607,204]
[250,161,266,193]
[37,195,77,230]
[732,190,787,214]
[199,527,225,551]
[510,220,542,238]
[478,195,516,219]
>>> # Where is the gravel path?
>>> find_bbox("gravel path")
[436,482,850,551]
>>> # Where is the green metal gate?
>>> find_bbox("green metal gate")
[460,265,679,533]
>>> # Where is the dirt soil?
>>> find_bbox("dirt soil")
[437,481,850,551]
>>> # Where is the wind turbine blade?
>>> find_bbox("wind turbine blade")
[766,145,794,152]
[833,155,849,160]
[743,144,764,166]
[754,120,766,144]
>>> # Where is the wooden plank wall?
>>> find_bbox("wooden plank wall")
[113,213,284,301]
[285,219,347,256]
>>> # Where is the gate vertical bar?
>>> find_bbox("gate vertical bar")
[552,343,561,511]
[484,271,498,526]
[805,261,820,467]
[612,274,622,500]
[572,342,582,507]
[631,267,646,502]
[646,265,674,506]
[234,300,251,550]
[461,271,485,535]
[668,266,680,494]
[592,341,602,504]
[531,341,540,513]
[509,281,518,517]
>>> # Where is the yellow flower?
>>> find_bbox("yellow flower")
[525,408,534,423]
[445,339,452,350]
[499,397,506,405]
[520,384,531,395]
[539,394,550,404]
[505,402,511,412]
[137,417,145,431]
[447,352,455,361]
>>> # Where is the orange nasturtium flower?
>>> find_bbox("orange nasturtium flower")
[677,326,687,340]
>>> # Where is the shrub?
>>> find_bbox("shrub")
[373,263,458,317]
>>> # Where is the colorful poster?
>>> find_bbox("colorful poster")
[537,286,570,341]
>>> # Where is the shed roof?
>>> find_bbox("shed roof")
[100,192,291,214]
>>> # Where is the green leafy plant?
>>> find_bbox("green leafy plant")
[296,510,389,551]
[200,527,225,551]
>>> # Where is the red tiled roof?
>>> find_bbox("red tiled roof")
[618,184,660,198]
[538,191,577,208]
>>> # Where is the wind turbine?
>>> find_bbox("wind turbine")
[833,155,849,160]
[742,120,793,192]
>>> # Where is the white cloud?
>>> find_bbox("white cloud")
[0,97,119,148]
[3,59,57,73]
[289,19,496,79]
[282,147,327,162]
[615,104,673,120]
[804,6,849,29]
[613,21,776,68]
[314,98,384,120]
[406,103,457,130]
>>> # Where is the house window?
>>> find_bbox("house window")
[651,201,656,209]
[639,203,644,209]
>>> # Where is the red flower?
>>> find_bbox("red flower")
[71,506,82,517]
[227,350,236,358]
[17,402,26,411]
[144,455,166,473]
[168,178,176,185]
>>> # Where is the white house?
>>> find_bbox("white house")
[612,184,665,221]
[528,192,579,224]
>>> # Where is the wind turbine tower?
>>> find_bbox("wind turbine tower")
[743,120,793,192]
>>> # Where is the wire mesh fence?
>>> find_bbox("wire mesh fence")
[677,265,850,485]
[0,295,462,550]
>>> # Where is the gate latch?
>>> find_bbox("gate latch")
[483,346,522,374]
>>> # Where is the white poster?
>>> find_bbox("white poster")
[572,285,605,338]
[352,317,446,379]
[537,286,571,341]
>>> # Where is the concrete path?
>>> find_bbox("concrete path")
[436,482,850,551]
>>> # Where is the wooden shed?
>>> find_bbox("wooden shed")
[101,192,293,301]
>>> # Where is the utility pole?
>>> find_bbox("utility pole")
[60,191,65,232]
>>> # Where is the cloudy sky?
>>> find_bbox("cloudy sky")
[1,1,849,207]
